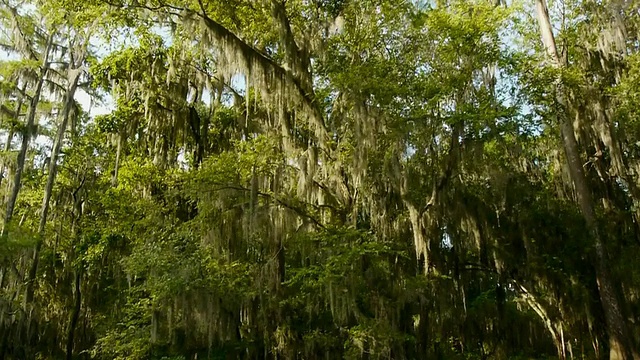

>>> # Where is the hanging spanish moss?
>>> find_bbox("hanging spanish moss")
[1,0,640,358]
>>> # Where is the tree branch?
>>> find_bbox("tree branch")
[202,183,326,229]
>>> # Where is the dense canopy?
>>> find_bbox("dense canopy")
[0,0,640,358]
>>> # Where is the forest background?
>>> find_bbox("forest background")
[1,0,640,359]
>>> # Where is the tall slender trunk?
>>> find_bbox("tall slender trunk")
[24,68,82,306]
[0,127,14,184]
[515,282,566,359]
[2,33,54,237]
[0,84,25,189]
[534,1,637,359]
[65,269,81,360]
[39,69,81,232]
[112,133,122,186]
[0,129,15,194]
[62,176,85,359]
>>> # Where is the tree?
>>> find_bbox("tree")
[0,0,639,358]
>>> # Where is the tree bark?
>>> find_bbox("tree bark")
[533,1,637,359]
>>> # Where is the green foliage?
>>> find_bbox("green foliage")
[1,0,640,359]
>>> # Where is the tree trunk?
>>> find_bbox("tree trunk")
[533,1,637,359]
[24,68,82,306]
[515,282,566,359]
[65,269,82,360]
[0,129,15,191]
[2,33,54,237]
[0,84,25,189]
[112,133,122,187]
